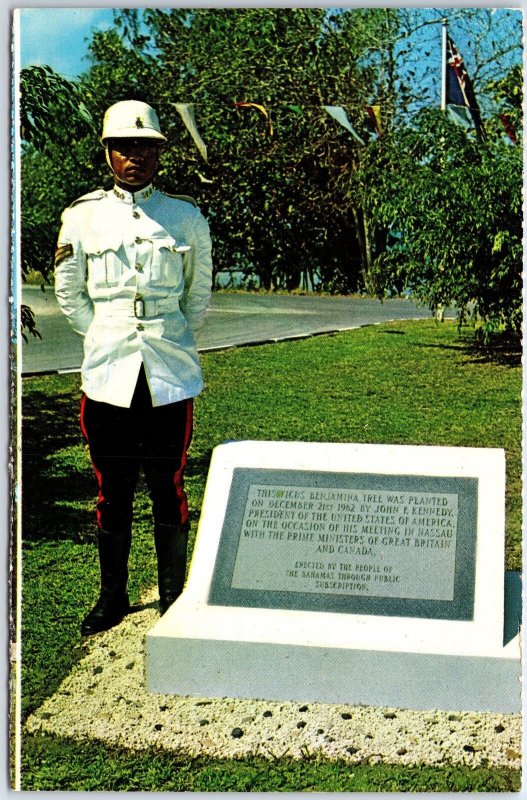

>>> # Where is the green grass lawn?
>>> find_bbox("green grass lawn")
[18,319,522,791]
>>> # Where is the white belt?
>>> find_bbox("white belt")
[93,297,177,319]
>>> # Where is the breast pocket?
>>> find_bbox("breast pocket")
[151,236,188,288]
[84,233,124,289]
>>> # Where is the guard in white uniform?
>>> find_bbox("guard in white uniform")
[55,100,213,635]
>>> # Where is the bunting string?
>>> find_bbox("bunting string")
[171,101,383,161]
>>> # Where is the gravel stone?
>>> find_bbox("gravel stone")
[23,587,522,769]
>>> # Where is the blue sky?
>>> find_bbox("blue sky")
[17,8,117,78]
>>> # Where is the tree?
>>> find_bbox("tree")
[363,109,522,338]
[19,65,96,151]
[91,7,402,291]
[18,65,102,338]
[18,65,102,281]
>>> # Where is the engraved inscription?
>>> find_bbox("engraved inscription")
[230,485,458,601]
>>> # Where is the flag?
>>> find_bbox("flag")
[323,106,366,144]
[233,102,273,135]
[445,35,485,138]
[498,113,518,145]
[365,105,382,137]
[172,103,208,162]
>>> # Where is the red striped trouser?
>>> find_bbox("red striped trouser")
[79,366,193,533]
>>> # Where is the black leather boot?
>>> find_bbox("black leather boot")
[81,529,131,636]
[154,523,189,614]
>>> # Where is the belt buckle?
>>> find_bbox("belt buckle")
[134,297,145,318]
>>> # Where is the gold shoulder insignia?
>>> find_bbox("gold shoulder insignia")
[54,243,73,267]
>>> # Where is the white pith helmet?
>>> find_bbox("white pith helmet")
[100,100,167,145]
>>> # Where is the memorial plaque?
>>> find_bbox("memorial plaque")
[147,441,520,713]
[209,469,477,620]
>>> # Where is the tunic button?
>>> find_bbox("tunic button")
[136,264,143,273]
[135,236,142,244]
[136,323,145,331]
[133,211,140,219]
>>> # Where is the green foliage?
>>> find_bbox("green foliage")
[362,110,522,337]
[19,65,96,150]
[19,305,41,342]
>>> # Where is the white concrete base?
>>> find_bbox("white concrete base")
[147,640,521,715]
[146,572,521,713]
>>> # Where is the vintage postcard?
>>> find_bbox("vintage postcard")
[11,3,523,793]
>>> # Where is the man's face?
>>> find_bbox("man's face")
[108,138,160,190]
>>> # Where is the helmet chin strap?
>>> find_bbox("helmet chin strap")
[105,146,117,177]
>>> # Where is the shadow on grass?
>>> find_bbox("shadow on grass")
[416,337,521,368]
[462,336,522,368]
[22,388,98,544]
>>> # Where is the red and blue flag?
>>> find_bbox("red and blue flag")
[445,35,485,138]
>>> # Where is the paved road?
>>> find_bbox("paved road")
[19,286,445,375]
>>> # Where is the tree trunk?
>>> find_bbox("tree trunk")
[351,204,373,288]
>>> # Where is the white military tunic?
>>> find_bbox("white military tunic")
[55,184,212,408]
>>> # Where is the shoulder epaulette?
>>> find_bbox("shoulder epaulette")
[69,189,106,207]
[169,194,199,208]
